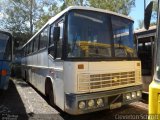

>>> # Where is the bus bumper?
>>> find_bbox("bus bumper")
[65,85,142,115]
[0,76,9,90]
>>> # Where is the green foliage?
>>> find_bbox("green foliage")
[1,0,57,46]
[138,19,144,29]
[89,0,135,15]
[59,0,135,15]
[60,0,88,10]
[35,2,60,30]
[152,0,158,20]
[150,22,156,26]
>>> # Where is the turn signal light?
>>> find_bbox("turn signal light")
[137,62,140,67]
[78,64,84,69]
[1,70,7,76]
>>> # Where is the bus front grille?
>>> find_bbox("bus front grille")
[78,71,137,92]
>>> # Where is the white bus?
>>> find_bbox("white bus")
[20,6,142,115]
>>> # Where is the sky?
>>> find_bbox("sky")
[129,0,151,29]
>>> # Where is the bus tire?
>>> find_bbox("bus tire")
[24,71,28,82]
[45,79,55,107]
[11,67,15,77]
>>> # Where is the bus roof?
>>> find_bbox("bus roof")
[22,6,134,48]
[0,29,12,37]
[134,25,156,39]
[48,6,134,24]
[134,25,156,34]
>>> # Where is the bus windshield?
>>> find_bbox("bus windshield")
[0,32,11,61]
[67,10,137,59]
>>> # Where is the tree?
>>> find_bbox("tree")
[60,0,88,10]
[138,19,144,29]
[35,2,60,30]
[88,0,135,15]
[152,0,158,20]
[0,0,57,45]
[59,0,135,15]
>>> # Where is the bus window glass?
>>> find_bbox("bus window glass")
[56,21,63,58]
[39,27,48,49]
[27,45,29,55]
[112,16,136,57]
[32,40,35,52]
[0,33,11,60]
[67,11,136,59]
[50,24,55,46]
[24,47,26,56]
[29,42,33,54]
[34,36,39,52]
[67,11,112,58]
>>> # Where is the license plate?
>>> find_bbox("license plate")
[110,102,122,109]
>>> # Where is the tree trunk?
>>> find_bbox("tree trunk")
[30,0,33,35]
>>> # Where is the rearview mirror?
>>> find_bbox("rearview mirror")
[144,1,153,30]
[53,26,60,42]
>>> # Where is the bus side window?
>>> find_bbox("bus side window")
[27,45,29,55]
[28,43,31,54]
[48,24,55,58]
[29,41,33,54]
[56,21,63,58]
[50,24,55,45]
[48,20,63,59]
[34,36,39,52]
[32,39,35,53]
[39,27,49,50]
[24,46,27,56]
[4,38,12,60]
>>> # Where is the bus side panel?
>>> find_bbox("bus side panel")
[28,55,32,83]
[31,54,38,88]
[36,51,49,94]
[54,62,64,110]
[48,57,65,110]
[0,61,11,90]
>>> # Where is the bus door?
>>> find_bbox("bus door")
[137,36,154,92]
[48,19,64,108]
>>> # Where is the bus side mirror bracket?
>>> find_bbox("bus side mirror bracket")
[144,1,153,30]
[53,26,60,42]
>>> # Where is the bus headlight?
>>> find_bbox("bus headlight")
[79,101,86,109]
[88,99,95,107]
[125,93,131,100]
[97,98,103,106]
[137,91,142,97]
[131,92,137,99]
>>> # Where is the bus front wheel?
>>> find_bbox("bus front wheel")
[24,71,28,82]
[45,79,55,107]
[48,87,55,107]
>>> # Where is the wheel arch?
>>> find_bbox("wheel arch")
[45,76,55,96]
